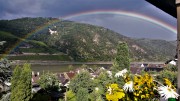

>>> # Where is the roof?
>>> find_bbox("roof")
[130,67,144,74]
[66,72,75,79]
[145,0,176,18]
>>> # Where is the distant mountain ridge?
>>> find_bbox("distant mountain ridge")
[0,17,176,61]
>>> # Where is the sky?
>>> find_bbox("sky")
[0,0,177,41]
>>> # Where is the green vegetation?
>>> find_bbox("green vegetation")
[0,39,176,101]
[11,63,32,101]
[113,42,130,71]
[35,72,61,101]
[0,17,176,61]
[155,64,178,88]
[133,39,176,61]
[69,71,94,93]
[66,90,76,101]
[38,72,60,92]
[8,55,71,61]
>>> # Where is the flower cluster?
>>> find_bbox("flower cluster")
[106,69,179,101]
[158,78,179,100]
[106,84,125,101]
[132,74,157,100]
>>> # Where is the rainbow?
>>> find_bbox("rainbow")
[1,10,177,59]
[63,10,177,34]
[1,19,61,59]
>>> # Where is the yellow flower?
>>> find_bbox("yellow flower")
[146,94,149,98]
[106,84,125,101]
[139,90,142,94]
[134,97,138,101]
[136,93,139,96]
[141,95,145,99]
[164,78,173,87]
[134,85,139,90]
[144,87,148,91]
[150,91,154,95]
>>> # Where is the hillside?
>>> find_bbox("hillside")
[0,17,176,61]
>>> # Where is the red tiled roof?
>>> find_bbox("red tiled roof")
[66,72,75,79]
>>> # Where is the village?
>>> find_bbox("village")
[1,61,174,93]
[17,62,173,93]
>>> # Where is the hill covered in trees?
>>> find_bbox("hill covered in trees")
[0,17,176,61]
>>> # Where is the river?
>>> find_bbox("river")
[11,60,113,74]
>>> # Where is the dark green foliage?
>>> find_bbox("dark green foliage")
[38,72,60,92]
[94,71,113,93]
[92,70,114,100]
[0,31,20,54]
[0,17,176,61]
[113,42,130,71]
[37,72,61,101]
[69,71,94,93]
[66,90,76,101]
[133,39,176,61]
[76,88,89,101]
[156,68,177,88]
[163,64,177,72]
[31,93,50,101]
[10,63,32,101]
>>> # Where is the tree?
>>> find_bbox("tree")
[38,72,60,92]
[113,42,130,71]
[38,72,60,101]
[69,71,94,94]
[63,90,76,101]
[11,63,32,101]
[76,88,89,101]
[10,65,21,100]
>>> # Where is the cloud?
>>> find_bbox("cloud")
[69,14,176,40]
[0,0,148,19]
[0,0,176,40]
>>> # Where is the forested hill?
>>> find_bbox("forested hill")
[0,17,176,61]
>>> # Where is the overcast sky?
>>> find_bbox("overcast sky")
[0,0,177,40]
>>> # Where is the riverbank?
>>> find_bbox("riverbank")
[10,60,164,65]
[11,60,113,65]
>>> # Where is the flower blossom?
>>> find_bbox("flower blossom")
[158,86,179,100]
[107,70,112,78]
[115,69,128,77]
[123,81,134,92]
[107,86,112,94]
[95,87,99,91]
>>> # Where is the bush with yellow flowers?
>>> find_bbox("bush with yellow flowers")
[106,84,125,101]
[105,69,179,101]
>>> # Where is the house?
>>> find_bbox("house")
[31,71,41,93]
[56,71,76,87]
[32,71,40,85]
[64,71,75,80]
[130,63,165,74]
[57,73,69,86]
[144,64,164,72]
